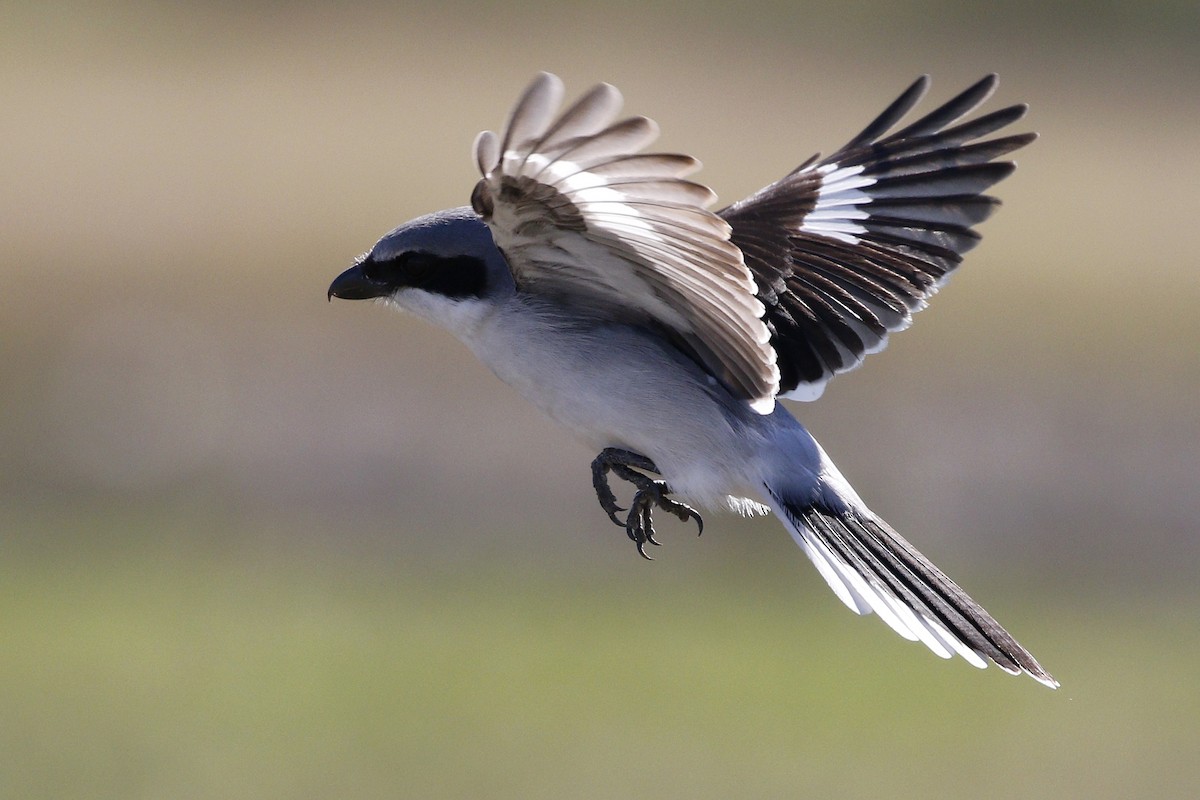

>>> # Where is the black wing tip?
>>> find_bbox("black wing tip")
[974,72,1000,90]
[909,73,933,94]
[1005,130,1039,148]
[958,73,1000,104]
[987,160,1018,179]
[907,72,999,99]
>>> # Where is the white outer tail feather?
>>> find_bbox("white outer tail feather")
[761,459,1059,689]
[768,484,990,669]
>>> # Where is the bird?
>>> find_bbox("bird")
[328,72,1057,688]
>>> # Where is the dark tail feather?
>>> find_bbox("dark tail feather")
[768,486,1058,688]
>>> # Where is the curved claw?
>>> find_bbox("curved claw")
[591,463,628,527]
[665,502,704,536]
[591,449,705,559]
[636,539,654,560]
[593,452,653,529]
[624,498,663,560]
[642,506,661,546]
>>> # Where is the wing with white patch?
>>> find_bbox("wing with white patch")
[721,75,1036,400]
[471,72,779,413]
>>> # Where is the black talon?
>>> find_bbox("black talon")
[665,500,704,536]
[589,447,707,559]
[591,454,627,527]
[640,503,661,547]
[625,503,655,560]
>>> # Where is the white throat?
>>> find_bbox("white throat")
[384,289,495,342]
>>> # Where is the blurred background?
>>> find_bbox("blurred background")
[3,1,1198,797]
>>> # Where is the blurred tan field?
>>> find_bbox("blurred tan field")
[3,2,1199,797]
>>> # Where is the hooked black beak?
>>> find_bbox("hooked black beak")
[328,263,390,301]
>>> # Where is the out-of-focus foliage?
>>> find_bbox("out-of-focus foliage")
[3,1,1198,797]
[4,510,1199,799]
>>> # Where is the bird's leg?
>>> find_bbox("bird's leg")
[589,448,704,560]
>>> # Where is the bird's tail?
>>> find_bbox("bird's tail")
[763,477,1058,688]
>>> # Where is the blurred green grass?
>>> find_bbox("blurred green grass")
[4,511,1197,799]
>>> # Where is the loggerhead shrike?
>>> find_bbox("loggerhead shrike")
[329,73,1057,688]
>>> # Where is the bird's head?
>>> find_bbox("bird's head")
[328,206,512,332]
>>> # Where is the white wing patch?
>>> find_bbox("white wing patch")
[721,75,1037,408]
[797,163,876,245]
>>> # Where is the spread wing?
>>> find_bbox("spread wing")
[471,72,779,413]
[721,75,1036,400]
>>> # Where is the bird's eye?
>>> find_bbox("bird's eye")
[359,252,438,289]
[403,252,437,284]
[358,250,485,298]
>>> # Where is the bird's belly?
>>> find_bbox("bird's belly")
[467,314,765,509]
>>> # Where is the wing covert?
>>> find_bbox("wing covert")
[472,73,780,412]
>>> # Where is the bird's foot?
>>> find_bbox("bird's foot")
[591,448,658,526]
[590,448,704,560]
[625,479,705,560]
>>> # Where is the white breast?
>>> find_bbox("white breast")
[460,297,768,511]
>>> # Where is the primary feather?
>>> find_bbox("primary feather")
[721,74,1037,399]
